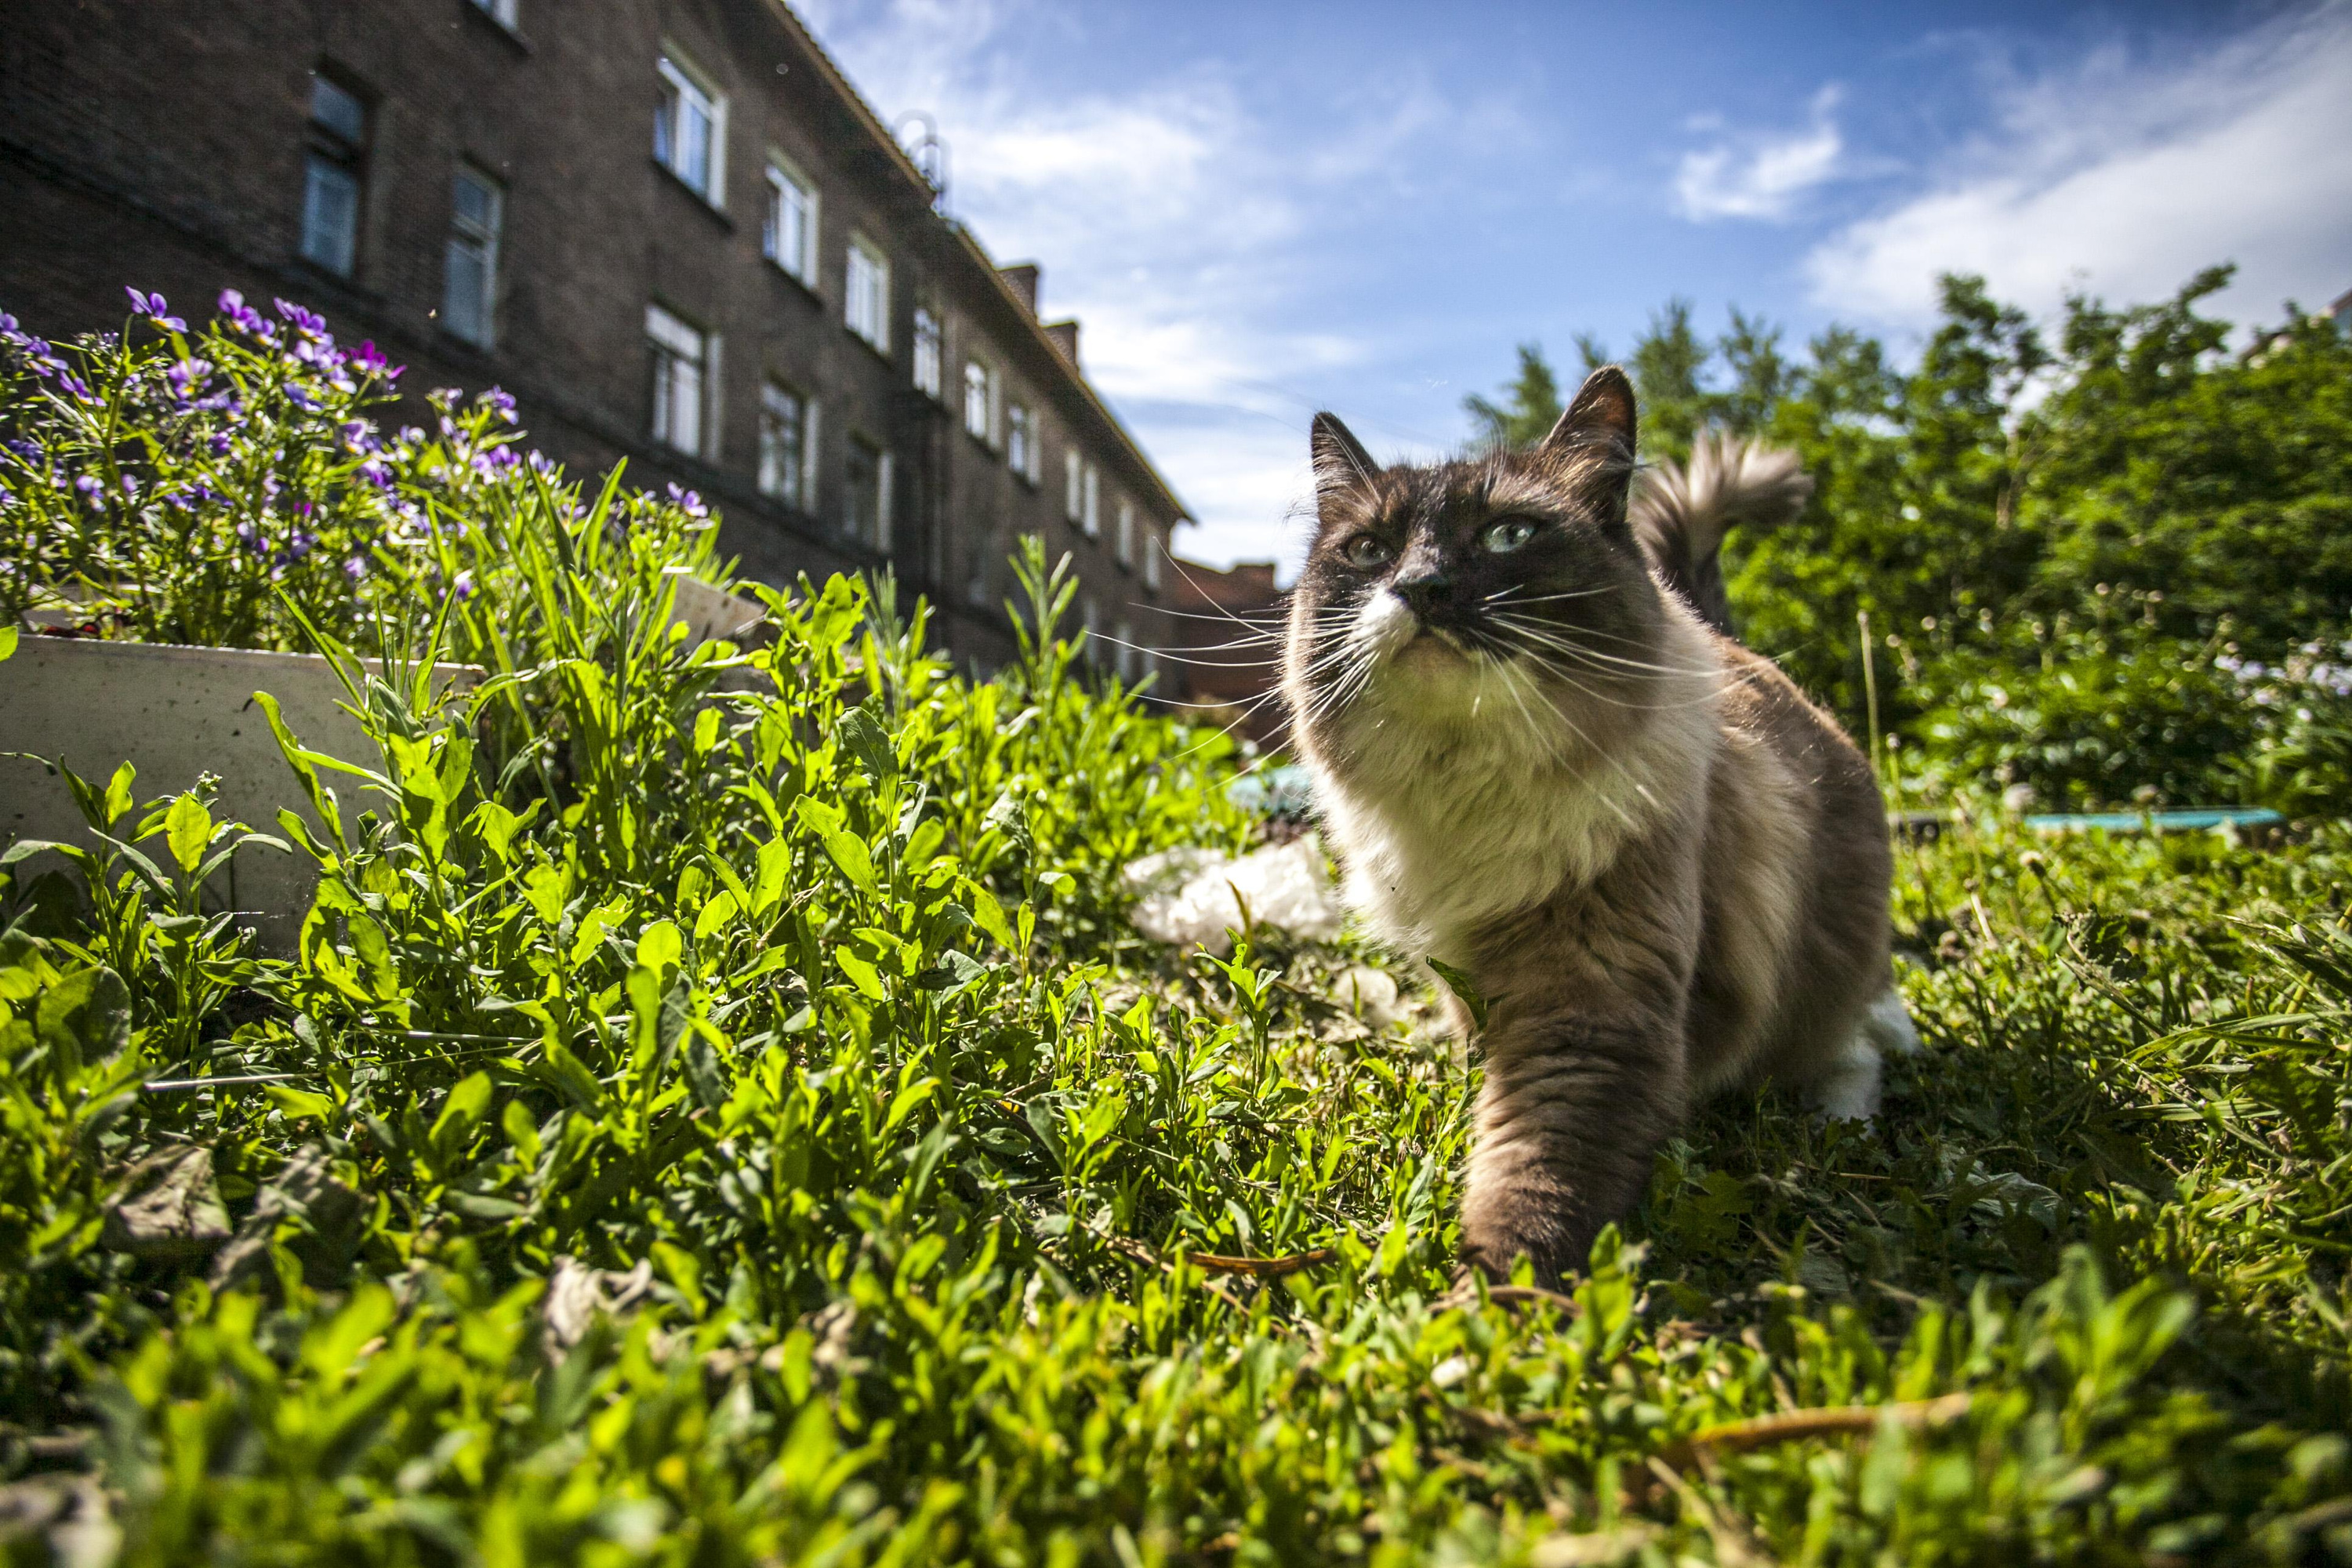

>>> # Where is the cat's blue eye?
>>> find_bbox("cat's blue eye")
[1341,534,1392,568]
[1481,517,1539,554]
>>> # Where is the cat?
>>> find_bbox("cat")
[1280,366,1914,1284]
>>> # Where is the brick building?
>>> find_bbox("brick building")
[0,0,1186,671]
[1166,558,1286,746]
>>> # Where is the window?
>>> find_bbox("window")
[647,303,713,458]
[470,0,518,25]
[964,521,998,608]
[1143,528,1163,593]
[1082,463,1101,539]
[758,383,815,509]
[1081,596,1100,662]
[654,52,724,204]
[1007,404,1036,481]
[845,236,889,352]
[844,435,893,550]
[912,307,942,397]
[1114,619,1136,682]
[1064,448,1083,524]
[762,159,815,283]
[300,74,367,277]
[1115,498,1135,568]
[442,167,503,348]
[963,360,993,441]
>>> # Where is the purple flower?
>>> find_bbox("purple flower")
[73,474,103,509]
[481,386,517,424]
[352,340,401,380]
[274,298,326,336]
[285,383,320,412]
[344,556,367,582]
[452,570,476,601]
[121,474,139,497]
[666,483,708,518]
[0,311,16,335]
[57,373,95,403]
[124,288,187,332]
[207,432,233,456]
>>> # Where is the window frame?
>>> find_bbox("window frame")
[911,307,942,398]
[654,49,727,206]
[962,358,994,445]
[757,380,818,511]
[761,154,817,285]
[1007,402,1039,483]
[843,433,893,552]
[1081,463,1101,539]
[1142,526,1163,593]
[646,302,717,461]
[299,71,369,278]
[844,234,891,354]
[1064,448,1083,524]
[442,165,503,349]
[1114,497,1136,569]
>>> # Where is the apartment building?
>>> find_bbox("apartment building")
[0,0,1185,670]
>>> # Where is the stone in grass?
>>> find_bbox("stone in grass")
[1122,839,1344,956]
[207,1143,367,1293]
[542,1255,656,1361]
[102,1144,231,1259]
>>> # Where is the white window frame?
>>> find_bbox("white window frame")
[443,165,503,349]
[1142,527,1163,593]
[1082,463,1101,539]
[912,307,942,398]
[761,156,817,285]
[1007,403,1038,482]
[647,303,717,461]
[655,50,727,206]
[1064,448,1083,524]
[1114,619,1136,682]
[757,381,816,510]
[1115,497,1135,568]
[963,359,993,443]
[845,234,890,354]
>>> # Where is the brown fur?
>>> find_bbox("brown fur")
[1283,368,1893,1283]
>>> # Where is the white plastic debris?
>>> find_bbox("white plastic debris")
[1122,838,1345,955]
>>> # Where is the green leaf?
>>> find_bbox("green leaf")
[833,945,886,1000]
[430,1072,493,1145]
[822,831,878,896]
[267,1084,337,1123]
[637,920,683,974]
[0,625,16,662]
[164,792,213,877]
[835,705,895,779]
[103,762,136,828]
[1425,956,1490,1029]
[693,889,739,942]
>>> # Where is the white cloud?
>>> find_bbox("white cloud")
[1806,6,2352,332]
[793,0,1483,566]
[1675,86,1845,221]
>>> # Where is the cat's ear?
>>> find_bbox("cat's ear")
[1309,412,1377,507]
[1538,366,1637,464]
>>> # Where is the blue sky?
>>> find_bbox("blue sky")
[799,0,2352,569]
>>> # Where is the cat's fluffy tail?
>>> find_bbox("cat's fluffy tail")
[1632,433,1813,639]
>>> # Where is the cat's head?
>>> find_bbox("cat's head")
[1283,366,1697,762]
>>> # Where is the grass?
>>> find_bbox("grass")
[3,464,2350,1564]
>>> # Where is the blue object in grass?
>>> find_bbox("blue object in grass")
[1227,764,1313,817]
[2023,808,2282,834]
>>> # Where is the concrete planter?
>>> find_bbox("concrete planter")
[2,636,477,952]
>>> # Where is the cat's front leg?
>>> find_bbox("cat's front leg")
[1459,1008,1687,1284]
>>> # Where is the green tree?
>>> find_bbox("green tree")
[1463,343,1564,450]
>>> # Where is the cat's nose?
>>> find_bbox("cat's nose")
[1392,572,1454,616]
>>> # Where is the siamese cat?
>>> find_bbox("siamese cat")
[1283,367,1914,1283]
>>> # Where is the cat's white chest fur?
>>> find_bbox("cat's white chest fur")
[1305,626,1715,966]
